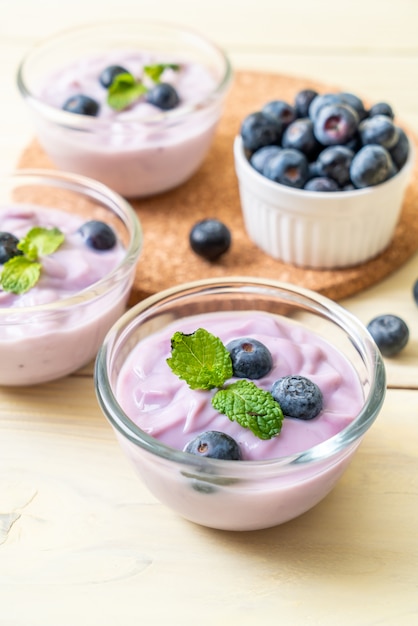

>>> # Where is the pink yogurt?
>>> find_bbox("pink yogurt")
[116,311,364,461]
[0,204,127,385]
[33,52,224,197]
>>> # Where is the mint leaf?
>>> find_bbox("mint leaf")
[18,227,65,260]
[0,256,41,294]
[212,380,284,440]
[166,328,233,390]
[144,63,180,83]
[107,73,147,111]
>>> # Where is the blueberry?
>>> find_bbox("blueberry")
[263,148,309,189]
[145,83,180,110]
[413,279,418,306]
[189,219,231,260]
[226,337,273,379]
[304,176,340,192]
[78,220,117,250]
[367,314,409,357]
[271,375,323,420]
[0,232,23,264]
[262,100,297,130]
[313,103,359,146]
[316,145,355,186]
[240,111,282,152]
[350,145,393,188]
[389,128,410,170]
[308,93,342,120]
[368,102,394,120]
[62,94,100,116]
[250,145,281,174]
[294,89,318,118]
[184,431,242,460]
[339,92,367,121]
[359,115,399,149]
[99,65,130,88]
[281,118,320,160]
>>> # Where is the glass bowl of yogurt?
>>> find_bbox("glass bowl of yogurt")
[0,169,142,386]
[94,277,386,531]
[17,20,232,198]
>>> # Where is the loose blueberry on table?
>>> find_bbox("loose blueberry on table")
[240,89,410,191]
[189,218,231,260]
[367,314,409,357]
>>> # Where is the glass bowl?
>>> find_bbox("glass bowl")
[94,277,386,531]
[17,20,232,198]
[234,135,414,269]
[0,168,142,386]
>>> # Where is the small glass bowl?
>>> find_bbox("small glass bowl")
[17,20,232,198]
[95,277,386,531]
[234,135,414,269]
[0,169,142,386]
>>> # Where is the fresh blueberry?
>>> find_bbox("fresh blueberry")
[368,102,394,120]
[226,337,273,379]
[308,93,342,120]
[313,102,359,146]
[359,115,399,149]
[271,375,323,420]
[0,232,23,264]
[350,145,393,188]
[263,148,309,189]
[339,92,367,121]
[367,314,409,357]
[189,219,231,260]
[281,118,320,160]
[78,220,117,250]
[62,94,100,116]
[240,111,282,152]
[99,65,130,88]
[316,145,355,186]
[145,83,180,110]
[184,431,242,460]
[262,100,297,130]
[307,160,321,179]
[294,89,318,118]
[250,145,281,174]
[389,128,410,170]
[413,279,418,306]
[304,176,340,191]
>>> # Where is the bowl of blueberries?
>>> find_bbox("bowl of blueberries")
[94,276,386,531]
[17,20,232,198]
[234,88,414,269]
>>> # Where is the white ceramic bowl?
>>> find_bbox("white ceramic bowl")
[0,169,142,386]
[234,135,414,269]
[17,21,232,198]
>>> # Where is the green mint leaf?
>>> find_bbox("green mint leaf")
[107,72,147,111]
[0,256,41,294]
[144,63,180,83]
[18,227,64,260]
[167,328,233,390]
[212,380,284,440]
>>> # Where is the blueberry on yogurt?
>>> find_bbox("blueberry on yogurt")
[0,232,23,264]
[145,83,180,110]
[367,314,409,357]
[271,375,323,420]
[226,338,273,379]
[62,94,100,116]
[184,431,242,460]
[99,64,130,88]
[77,220,117,251]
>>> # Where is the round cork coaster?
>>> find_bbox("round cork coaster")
[17,70,418,305]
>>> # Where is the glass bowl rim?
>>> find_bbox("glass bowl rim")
[94,276,386,473]
[16,19,233,131]
[0,168,142,315]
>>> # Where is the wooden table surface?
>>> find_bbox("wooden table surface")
[1,2,417,624]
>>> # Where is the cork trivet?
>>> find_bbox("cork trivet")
[17,70,418,305]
